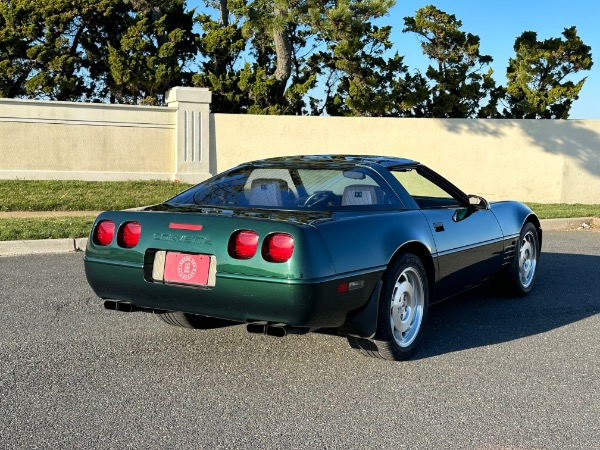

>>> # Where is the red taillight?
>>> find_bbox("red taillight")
[263,233,294,263]
[228,230,259,259]
[117,221,141,248]
[93,220,115,246]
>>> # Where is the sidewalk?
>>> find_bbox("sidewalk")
[0,213,596,257]
[0,211,100,218]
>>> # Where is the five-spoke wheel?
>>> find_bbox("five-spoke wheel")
[509,222,540,295]
[347,253,429,361]
[389,265,425,348]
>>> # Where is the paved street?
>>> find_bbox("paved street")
[0,231,598,449]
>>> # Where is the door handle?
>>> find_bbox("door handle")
[433,222,445,232]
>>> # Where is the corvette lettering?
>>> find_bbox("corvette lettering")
[153,233,209,245]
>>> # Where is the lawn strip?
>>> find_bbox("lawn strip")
[0,180,192,212]
[0,217,95,241]
[527,203,600,220]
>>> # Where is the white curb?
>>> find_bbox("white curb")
[0,238,87,257]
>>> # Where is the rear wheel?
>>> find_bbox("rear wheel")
[508,222,540,296]
[157,312,237,330]
[348,253,429,361]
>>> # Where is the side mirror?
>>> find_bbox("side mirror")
[468,194,490,210]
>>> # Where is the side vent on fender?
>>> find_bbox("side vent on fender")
[503,240,517,266]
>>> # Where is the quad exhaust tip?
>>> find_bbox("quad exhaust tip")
[246,322,287,337]
[103,300,166,314]
[246,323,310,337]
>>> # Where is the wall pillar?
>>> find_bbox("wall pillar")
[166,87,212,183]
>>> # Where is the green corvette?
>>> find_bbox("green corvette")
[84,155,541,361]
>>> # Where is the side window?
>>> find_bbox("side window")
[392,169,461,209]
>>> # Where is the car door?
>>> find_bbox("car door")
[390,167,504,299]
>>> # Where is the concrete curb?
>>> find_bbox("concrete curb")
[537,217,595,230]
[0,238,87,257]
[0,218,596,257]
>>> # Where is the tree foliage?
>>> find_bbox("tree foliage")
[0,1,593,118]
[0,0,196,104]
[194,0,422,116]
[504,26,593,119]
[402,5,502,118]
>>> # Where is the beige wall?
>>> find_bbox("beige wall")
[0,98,176,180]
[212,114,600,203]
[1,90,600,203]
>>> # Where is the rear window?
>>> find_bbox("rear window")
[168,165,401,210]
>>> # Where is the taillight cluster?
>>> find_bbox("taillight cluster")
[92,221,293,262]
[93,220,141,248]
[228,230,294,263]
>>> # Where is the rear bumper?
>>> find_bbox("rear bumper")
[84,256,383,328]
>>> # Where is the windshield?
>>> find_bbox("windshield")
[167,165,401,210]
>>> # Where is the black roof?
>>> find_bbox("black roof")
[255,154,419,168]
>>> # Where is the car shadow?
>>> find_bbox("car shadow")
[413,252,600,359]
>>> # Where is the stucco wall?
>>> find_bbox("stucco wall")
[0,98,176,180]
[1,92,600,203]
[212,114,600,203]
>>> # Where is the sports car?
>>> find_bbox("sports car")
[84,155,541,361]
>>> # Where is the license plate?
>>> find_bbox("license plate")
[162,252,211,286]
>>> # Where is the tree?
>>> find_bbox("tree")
[0,0,198,105]
[403,5,502,118]
[107,0,198,105]
[0,0,41,98]
[1,1,593,116]
[308,0,428,117]
[0,0,94,100]
[193,0,248,112]
[504,26,593,119]
[193,0,420,116]
[194,0,317,114]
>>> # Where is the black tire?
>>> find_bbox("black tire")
[157,312,238,329]
[347,253,429,361]
[508,222,540,296]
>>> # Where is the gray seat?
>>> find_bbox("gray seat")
[248,178,290,206]
[341,184,383,206]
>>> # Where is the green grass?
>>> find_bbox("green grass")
[0,180,192,212]
[0,217,96,241]
[527,203,600,220]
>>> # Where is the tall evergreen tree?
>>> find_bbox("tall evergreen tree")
[308,0,428,116]
[193,0,419,116]
[0,0,198,104]
[0,0,41,98]
[403,5,502,118]
[504,27,593,119]
[0,1,593,116]
[107,0,197,105]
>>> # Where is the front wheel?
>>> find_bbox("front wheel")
[348,253,429,361]
[508,222,540,296]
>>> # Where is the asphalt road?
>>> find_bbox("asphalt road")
[0,231,598,449]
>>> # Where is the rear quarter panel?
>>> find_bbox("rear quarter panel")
[314,210,436,275]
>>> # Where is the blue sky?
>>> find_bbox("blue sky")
[187,0,600,119]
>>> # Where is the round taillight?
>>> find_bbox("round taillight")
[93,220,115,246]
[228,230,258,259]
[263,233,294,263]
[118,221,141,248]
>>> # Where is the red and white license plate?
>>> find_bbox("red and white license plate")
[163,252,211,286]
